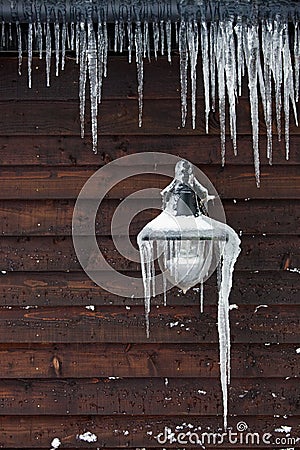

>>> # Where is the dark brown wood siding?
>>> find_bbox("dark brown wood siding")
[0,55,299,449]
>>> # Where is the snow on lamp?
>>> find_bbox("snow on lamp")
[137,159,241,429]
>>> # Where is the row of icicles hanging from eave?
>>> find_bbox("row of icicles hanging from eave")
[2,17,299,187]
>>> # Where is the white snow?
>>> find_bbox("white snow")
[275,426,292,434]
[77,431,97,443]
[50,437,61,449]
[197,390,207,395]
[229,304,238,310]
[288,268,300,274]
[254,304,268,313]
[85,305,95,311]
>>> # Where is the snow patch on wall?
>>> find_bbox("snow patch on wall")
[77,431,98,443]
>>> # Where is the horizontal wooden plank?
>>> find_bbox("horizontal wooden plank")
[0,135,299,166]
[0,166,298,199]
[0,98,298,136]
[0,305,298,343]
[0,235,298,272]
[0,199,298,236]
[0,56,182,100]
[0,377,298,416]
[0,415,299,448]
[0,55,254,101]
[0,271,298,307]
[0,343,299,379]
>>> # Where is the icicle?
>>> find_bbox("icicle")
[135,21,144,128]
[166,20,172,63]
[114,20,119,52]
[36,20,43,60]
[282,22,298,160]
[200,281,204,313]
[163,272,167,307]
[45,22,51,87]
[97,21,104,105]
[210,21,217,112]
[103,22,108,78]
[153,21,160,60]
[127,20,133,64]
[118,20,125,53]
[294,22,300,103]
[87,21,98,153]
[218,232,240,430]
[61,23,67,71]
[223,19,237,155]
[179,20,188,128]
[1,21,5,47]
[174,240,180,284]
[9,23,12,43]
[27,23,33,89]
[55,22,60,76]
[139,240,154,339]
[234,17,244,98]
[200,20,210,133]
[70,22,75,51]
[244,24,260,187]
[66,22,71,49]
[75,21,80,64]
[97,20,108,105]
[261,19,273,163]
[79,22,87,139]
[175,21,179,44]
[272,19,283,142]
[151,242,156,298]
[16,22,22,76]
[187,20,199,130]
[143,21,150,61]
[216,23,226,165]
[160,20,165,55]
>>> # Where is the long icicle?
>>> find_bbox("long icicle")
[87,21,98,153]
[200,19,210,133]
[135,21,144,128]
[79,21,87,139]
[179,20,188,128]
[187,20,199,130]
[27,23,33,88]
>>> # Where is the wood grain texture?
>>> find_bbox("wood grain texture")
[0,98,298,136]
[0,55,261,100]
[0,343,298,379]
[0,271,298,307]
[0,377,298,416]
[0,415,299,448]
[0,199,298,236]
[0,415,299,450]
[0,305,298,344]
[0,235,298,271]
[0,166,299,199]
[0,135,299,166]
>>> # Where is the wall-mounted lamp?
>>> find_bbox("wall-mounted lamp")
[138,159,241,429]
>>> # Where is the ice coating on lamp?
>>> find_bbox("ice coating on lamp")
[137,160,241,429]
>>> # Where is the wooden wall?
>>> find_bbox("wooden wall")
[0,54,299,449]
